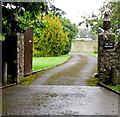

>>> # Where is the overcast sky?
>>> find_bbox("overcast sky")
[52,0,106,25]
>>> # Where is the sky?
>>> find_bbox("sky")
[52,0,106,25]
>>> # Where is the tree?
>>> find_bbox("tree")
[2,2,49,37]
[59,17,78,54]
[79,14,103,36]
[33,15,69,57]
[48,3,66,17]
[79,1,120,41]
[109,1,120,40]
[47,13,78,54]
[78,28,97,40]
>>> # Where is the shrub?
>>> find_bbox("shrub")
[33,50,41,57]
[33,15,69,57]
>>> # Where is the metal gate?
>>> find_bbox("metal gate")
[24,27,33,75]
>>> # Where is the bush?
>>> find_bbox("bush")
[59,17,78,54]
[62,40,72,54]
[33,50,41,57]
[33,15,69,57]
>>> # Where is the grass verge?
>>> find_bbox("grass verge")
[21,71,45,85]
[86,77,99,86]
[88,53,98,57]
[21,54,71,85]
[107,84,120,92]
[70,51,89,53]
[87,77,120,92]
[32,54,71,71]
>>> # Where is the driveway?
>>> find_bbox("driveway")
[2,85,119,115]
[2,53,119,116]
[31,53,97,85]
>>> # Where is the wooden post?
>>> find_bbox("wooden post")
[3,62,7,84]
[111,66,116,85]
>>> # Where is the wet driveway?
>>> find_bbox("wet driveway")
[2,53,119,116]
[31,53,97,85]
[2,85,119,115]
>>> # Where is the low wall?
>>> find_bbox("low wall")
[71,40,98,53]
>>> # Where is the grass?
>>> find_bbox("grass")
[107,84,120,92]
[70,51,98,57]
[21,71,45,85]
[87,77,120,92]
[70,51,90,53]
[88,53,98,57]
[21,54,71,85]
[32,54,71,71]
[86,77,99,86]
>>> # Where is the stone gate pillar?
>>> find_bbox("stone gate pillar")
[98,12,116,84]
[17,33,24,83]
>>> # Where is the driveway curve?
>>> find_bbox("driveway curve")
[31,53,97,85]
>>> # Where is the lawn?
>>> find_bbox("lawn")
[32,54,71,71]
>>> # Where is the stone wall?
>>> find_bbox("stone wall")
[71,40,98,53]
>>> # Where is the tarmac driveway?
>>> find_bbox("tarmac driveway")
[2,85,119,115]
[31,53,97,85]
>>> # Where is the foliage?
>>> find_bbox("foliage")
[47,12,78,54]
[33,50,41,57]
[2,1,66,36]
[2,2,48,37]
[33,15,69,57]
[77,28,98,40]
[0,35,5,41]
[108,1,120,41]
[96,1,120,41]
[79,1,120,42]
[59,17,78,54]
[2,2,77,57]
[48,4,66,17]
[79,14,103,36]
[59,17,78,39]
[32,54,71,71]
